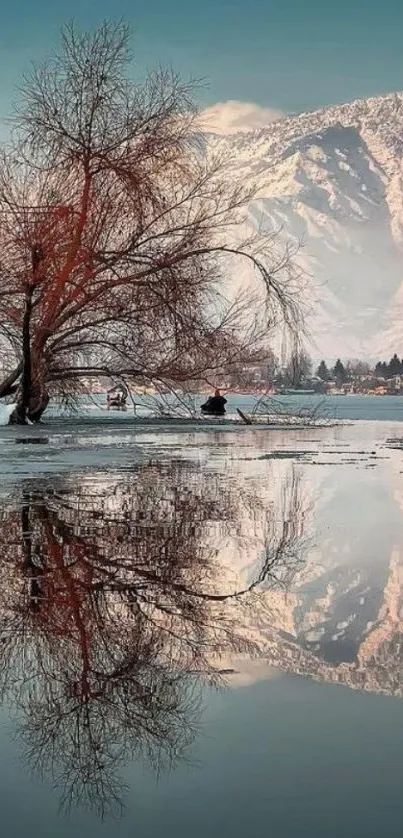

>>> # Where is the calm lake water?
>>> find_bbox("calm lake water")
[1,400,403,836]
[30,391,403,423]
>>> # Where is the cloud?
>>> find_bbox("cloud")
[199,100,284,135]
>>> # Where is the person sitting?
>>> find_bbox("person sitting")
[201,389,227,416]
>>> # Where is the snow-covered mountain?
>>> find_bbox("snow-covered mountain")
[208,92,403,358]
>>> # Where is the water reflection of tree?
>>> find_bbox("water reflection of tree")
[0,460,306,818]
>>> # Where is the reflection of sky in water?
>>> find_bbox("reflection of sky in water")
[3,673,403,838]
[1,418,403,832]
[310,466,401,567]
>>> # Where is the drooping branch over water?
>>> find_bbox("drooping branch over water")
[0,20,304,423]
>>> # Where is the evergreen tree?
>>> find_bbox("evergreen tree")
[388,354,402,377]
[333,359,347,384]
[316,360,329,381]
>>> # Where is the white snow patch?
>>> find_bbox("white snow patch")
[0,403,16,425]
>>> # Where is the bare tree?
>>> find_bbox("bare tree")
[282,347,312,388]
[0,21,301,423]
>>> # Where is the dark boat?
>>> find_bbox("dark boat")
[106,386,128,410]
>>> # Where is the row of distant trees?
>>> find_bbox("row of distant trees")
[315,354,403,383]
[316,359,349,384]
[245,351,403,390]
[373,354,403,378]
[257,352,352,388]
[265,352,403,390]
[275,352,350,388]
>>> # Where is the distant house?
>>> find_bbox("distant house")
[386,376,403,394]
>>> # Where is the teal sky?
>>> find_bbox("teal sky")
[0,0,402,119]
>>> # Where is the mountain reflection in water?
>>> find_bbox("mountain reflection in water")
[0,459,306,819]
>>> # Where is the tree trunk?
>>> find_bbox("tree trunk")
[21,496,45,612]
[9,241,51,424]
[9,284,34,424]
[27,384,50,422]
[9,378,49,424]
[11,284,34,423]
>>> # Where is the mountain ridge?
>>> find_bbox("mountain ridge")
[209,92,403,358]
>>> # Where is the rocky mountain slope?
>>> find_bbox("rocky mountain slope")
[208,93,403,358]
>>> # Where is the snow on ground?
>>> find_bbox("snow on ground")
[0,403,16,425]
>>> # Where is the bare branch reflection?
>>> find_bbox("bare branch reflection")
[0,460,306,819]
